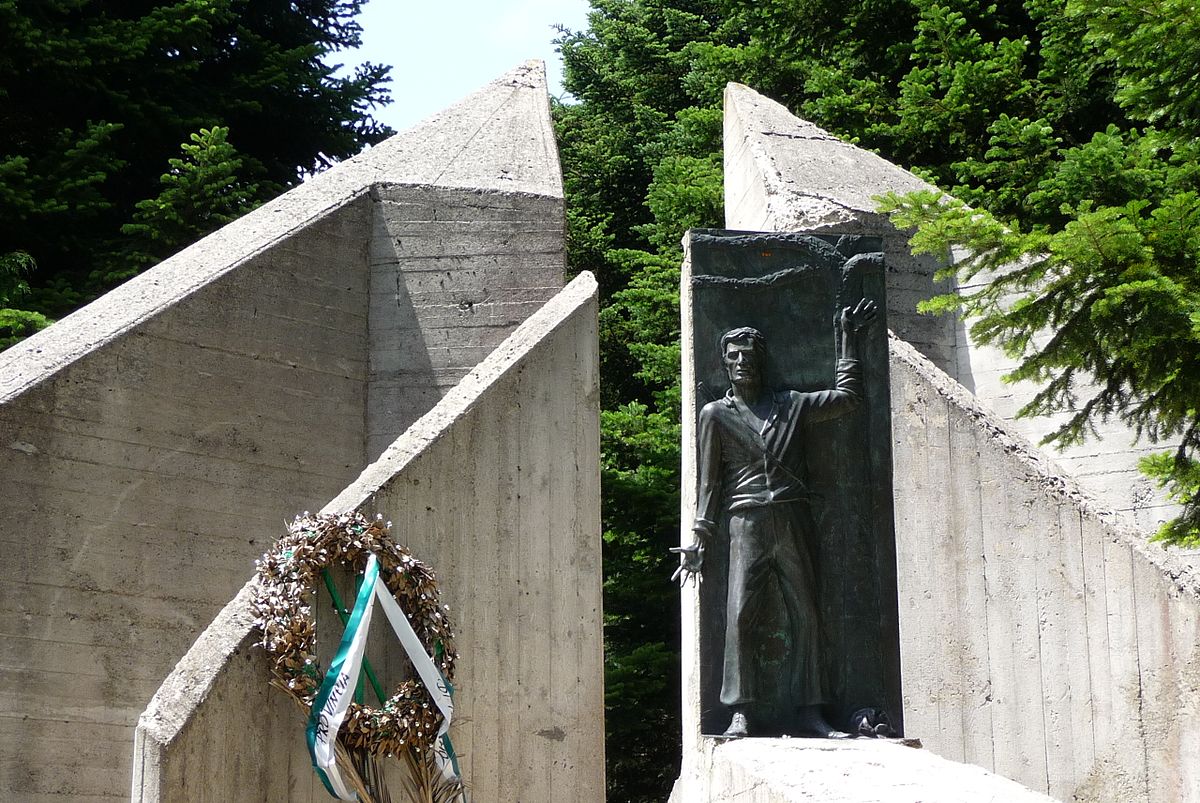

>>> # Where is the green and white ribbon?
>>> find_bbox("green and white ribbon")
[306,555,460,800]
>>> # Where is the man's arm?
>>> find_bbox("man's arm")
[672,405,722,584]
[839,298,877,361]
[692,404,723,536]
[802,298,877,422]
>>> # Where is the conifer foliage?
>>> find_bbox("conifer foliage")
[0,0,390,332]
[557,1,1200,798]
[879,0,1200,546]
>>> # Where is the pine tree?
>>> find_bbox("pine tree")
[0,0,390,328]
[877,0,1200,545]
[0,251,52,348]
[115,126,262,282]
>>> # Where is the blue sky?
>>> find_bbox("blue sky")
[338,0,593,132]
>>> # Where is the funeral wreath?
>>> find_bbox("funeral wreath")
[251,511,457,758]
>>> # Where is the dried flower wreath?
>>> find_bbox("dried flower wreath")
[251,512,457,758]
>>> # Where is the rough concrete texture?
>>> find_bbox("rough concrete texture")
[367,183,564,459]
[670,738,1056,803]
[0,60,559,406]
[950,272,1180,531]
[0,201,373,802]
[134,273,602,803]
[1,61,564,801]
[131,582,321,801]
[723,81,1176,530]
[362,59,566,458]
[891,334,1200,801]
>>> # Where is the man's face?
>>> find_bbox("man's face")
[723,340,761,386]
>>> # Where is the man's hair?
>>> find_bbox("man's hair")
[720,326,766,355]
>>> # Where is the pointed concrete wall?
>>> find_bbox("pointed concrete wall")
[724,82,1176,530]
[357,63,565,458]
[890,336,1200,802]
[0,61,565,801]
[723,83,951,373]
[720,82,1200,801]
[133,274,602,802]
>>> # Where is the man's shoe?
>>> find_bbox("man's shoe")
[795,707,849,739]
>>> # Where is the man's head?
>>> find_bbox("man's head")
[720,326,766,389]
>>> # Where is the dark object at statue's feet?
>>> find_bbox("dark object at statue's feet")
[722,711,749,738]
[850,707,897,738]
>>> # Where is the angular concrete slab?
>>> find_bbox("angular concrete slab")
[361,60,562,197]
[0,62,565,801]
[723,82,952,374]
[1,61,560,403]
[134,273,602,803]
[724,83,932,229]
[889,334,1200,802]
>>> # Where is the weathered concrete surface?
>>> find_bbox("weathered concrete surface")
[950,269,1180,531]
[363,60,565,458]
[669,737,1055,802]
[134,273,602,803]
[723,81,1176,530]
[891,335,1200,801]
[131,583,319,801]
[0,61,564,801]
[0,199,372,803]
[1,60,559,406]
[367,184,564,459]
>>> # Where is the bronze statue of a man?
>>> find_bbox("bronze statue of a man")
[674,298,878,738]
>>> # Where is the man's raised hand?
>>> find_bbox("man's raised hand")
[839,298,878,333]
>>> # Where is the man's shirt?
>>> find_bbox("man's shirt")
[693,358,862,532]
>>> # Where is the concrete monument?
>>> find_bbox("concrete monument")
[677,230,902,739]
[0,61,604,802]
[670,79,1200,803]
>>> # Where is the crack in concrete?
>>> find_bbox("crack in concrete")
[760,130,839,142]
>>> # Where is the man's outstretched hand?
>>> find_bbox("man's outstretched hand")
[839,298,878,333]
[670,539,705,587]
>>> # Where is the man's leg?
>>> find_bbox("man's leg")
[720,511,768,736]
[774,506,848,738]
